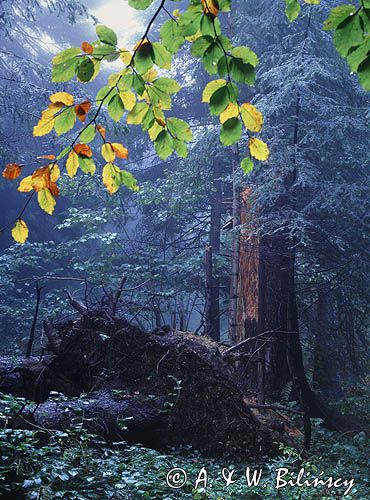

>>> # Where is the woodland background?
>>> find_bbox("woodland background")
[0,0,369,499]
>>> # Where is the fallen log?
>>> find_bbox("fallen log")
[8,391,167,448]
[0,312,276,460]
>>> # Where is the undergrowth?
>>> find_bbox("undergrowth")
[0,392,368,499]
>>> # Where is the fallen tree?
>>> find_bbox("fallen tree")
[0,311,277,460]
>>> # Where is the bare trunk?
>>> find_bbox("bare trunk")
[229,145,241,342]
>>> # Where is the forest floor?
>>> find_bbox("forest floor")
[0,387,368,499]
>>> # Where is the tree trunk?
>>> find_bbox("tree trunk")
[312,290,343,400]
[229,145,241,342]
[205,169,222,340]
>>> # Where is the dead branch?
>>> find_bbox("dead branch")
[66,290,88,316]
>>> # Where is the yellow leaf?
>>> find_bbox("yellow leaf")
[202,79,227,103]
[37,188,56,215]
[249,138,270,161]
[240,103,264,133]
[12,219,29,244]
[2,163,22,180]
[148,122,164,141]
[33,115,55,137]
[202,0,219,16]
[111,143,128,159]
[220,103,240,124]
[41,103,63,120]
[101,143,116,162]
[127,103,149,125]
[31,167,51,191]
[120,48,132,65]
[102,162,120,195]
[119,90,136,111]
[173,9,181,17]
[142,68,158,83]
[49,163,60,182]
[18,176,33,192]
[66,152,79,178]
[50,92,74,106]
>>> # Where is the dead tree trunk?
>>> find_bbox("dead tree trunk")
[236,191,290,398]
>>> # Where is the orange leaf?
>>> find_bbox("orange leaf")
[111,143,128,159]
[38,155,56,160]
[3,163,22,180]
[31,166,51,191]
[75,100,91,122]
[74,143,93,158]
[49,182,60,197]
[82,41,94,54]
[202,0,219,16]
[97,124,106,139]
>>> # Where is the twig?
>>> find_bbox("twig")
[222,330,297,356]
[244,403,303,415]
[26,282,44,358]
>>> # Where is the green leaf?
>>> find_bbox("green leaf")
[108,94,125,122]
[78,157,96,175]
[54,107,76,135]
[191,35,214,57]
[358,55,370,91]
[167,118,193,142]
[120,170,139,191]
[347,39,370,72]
[77,58,95,83]
[135,43,154,74]
[92,41,119,61]
[200,14,221,36]
[127,102,149,125]
[52,47,80,65]
[154,130,174,160]
[96,25,118,46]
[220,118,242,146]
[209,85,230,115]
[323,5,356,31]
[333,14,364,57]
[96,86,112,103]
[160,19,185,54]
[174,139,188,158]
[203,42,223,74]
[153,77,180,94]
[202,79,227,102]
[52,58,78,83]
[241,157,254,174]
[79,125,96,143]
[285,0,301,22]
[128,0,153,10]
[152,42,171,69]
[231,46,259,67]
[56,146,71,160]
[229,58,256,85]
[219,0,231,11]
[179,5,202,37]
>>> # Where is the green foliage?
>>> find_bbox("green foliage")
[0,393,368,499]
[285,0,370,91]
